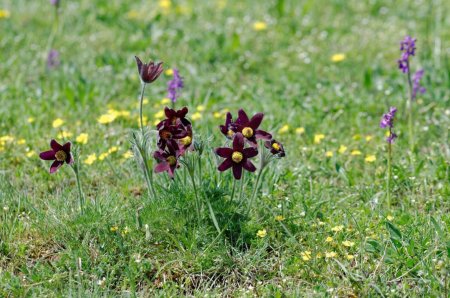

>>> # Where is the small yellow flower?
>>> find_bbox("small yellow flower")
[17,139,26,145]
[325,151,333,158]
[97,113,116,124]
[338,145,347,154]
[385,130,391,137]
[301,251,312,261]
[342,240,355,247]
[159,0,171,9]
[278,125,289,134]
[139,116,148,126]
[161,97,171,105]
[331,53,346,62]
[110,226,119,232]
[275,215,285,221]
[26,151,36,158]
[351,150,362,156]
[52,118,64,128]
[325,236,333,242]
[142,98,149,105]
[331,225,344,232]
[325,251,337,258]
[316,252,322,259]
[118,110,130,117]
[191,112,202,121]
[318,221,325,226]
[196,105,206,112]
[295,127,305,135]
[346,254,355,260]
[76,133,89,145]
[0,9,11,19]
[256,229,267,238]
[155,110,165,119]
[365,135,373,142]
[121,226,130,236]
[84,153,97,165]
[213,111,222,119]
[314,134,325,144]
[123,151,133,159]
[253,21,267,31]
[0,135,14,144]
[386,215,394,221]
[352,134,361,140]
[57,131,73,139]
[165,69,174,76]
[108,146,118,154]
[365,155,376,163]
[98,152,109,161]
[27,117,35,123]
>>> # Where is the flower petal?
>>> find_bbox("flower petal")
[50,160,63,174]
[135,56,143,74]
[218,158,233,171]
[66,153,74,164]
[233,133,245,151]
[216,147,233,158]
[255,130,272,140]
[62,141,71,153]
[232,164,243,180]
[237,109,249,124]
[243,147,258,158]
[50,139,63,151]
[39,150,55,160]
[154,162,169,173]
[249,113,264,129]
[242,159,256,172]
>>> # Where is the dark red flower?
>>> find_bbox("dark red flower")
[157,123,188,149]
[177,125,194,151]
[154,141,183,178]
[215,133,258,180]
[264,139,285,157]
[156,107,191,129]
[39,139,74,173]
[235,109,272,146]
[219,112,237,139]
[135,56,164,84]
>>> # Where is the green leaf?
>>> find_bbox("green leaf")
[386,221,402,240]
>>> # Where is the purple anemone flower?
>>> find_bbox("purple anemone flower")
[235,109,272,147]
[47,49,60,69]
[156,107,191,129]
[398,36,416,73]
[264,139,285,157]
[412,69,426,100]
[380,107,398,143]
[135,56,163,84]
[154,141,183,178]
[167,68,184,103]
[219,112,237,139]
[215,133,258,180]
[39,139,74,173]
[157,123,188,149]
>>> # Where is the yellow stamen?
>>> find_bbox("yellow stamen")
[272,143,281,151]
[180,136,192,146]
[55,150,67,162]
[166,156,176,166]
[232,152,243,163]
[242,127,254,138]
[227,130,235,137]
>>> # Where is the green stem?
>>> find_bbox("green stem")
[406,62,414,154]
[141,149,156,199]
[387,142,392,209]
[139,83,147,134]
[72,164,85,213]
[239,171,245,202]
[189,170,201,227]
[230,178,237,202]
[248,168,263,216]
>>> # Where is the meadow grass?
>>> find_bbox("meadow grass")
[0,0,449,296]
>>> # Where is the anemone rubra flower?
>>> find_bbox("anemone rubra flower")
[154,141,183,178]
[39,139,74,173]
[156,107,191,129]
[219,112,237,139]
[157,123,188,149]
[215,133,258,180]
[135,56,164,84]
[235,109,271,146]
[264,139,285,157]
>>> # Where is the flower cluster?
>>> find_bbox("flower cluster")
[380,107,398,143]
[412,69,426,100]
[398,36,416,73]
[216,109,285,179]
[167,68,184,103]
[153,107,193,178]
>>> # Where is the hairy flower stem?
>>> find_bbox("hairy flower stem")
[139,83,147,134]
[406,62,414,155]
[387,141,392,209]
[248,167,263,216]
[71,163,85,213]
[230,179,237,202]
[239,172,245,202]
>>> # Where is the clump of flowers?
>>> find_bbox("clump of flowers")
[167,68,184,107]
[380,106,398,208]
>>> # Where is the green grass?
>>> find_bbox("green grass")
[0,0,449,296]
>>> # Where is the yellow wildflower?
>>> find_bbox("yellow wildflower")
[325,251,337,258]
[97,113,116,124]
[142,98,149,105]
[386,215,394,221]
[0,135,14,144]
[161,97,171,105]
[52,118,64,128]
[84,154,97,165]
[365,155,376,163]
[278,125,289,134]
[253,21,267,31]
[159,0,171,9]
[351,150,362,156]
[275,215,285,221]
[352,134,361,140]
[316,252,322,259]
[191,112,202,121]
[314,134,325,144]
[110,226,119,232]
[121,226,130,236]
[108,146,118,154]
[295,127,305,135]
[325,151,333,158]
[98,153,109,161]
[196,105,206,112]
[338,145,347,154]
[256,229,267,238]
[0,9,11,19]
[342,240,355,247]
[27,117,35,123]
[26,151,36,158]
[57,131,73,139]
[76,133,89,145]
[155,110,165,119]
[331,53,346,62]
[365,135,373,141]
[123,151,133,159]
[346,254,355,260]
[17,139,26,145]
[165,69,174,76]
[301,251,312,261]
[213,111,222,119]
[325,236,333,242]
[331,225,344,232]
